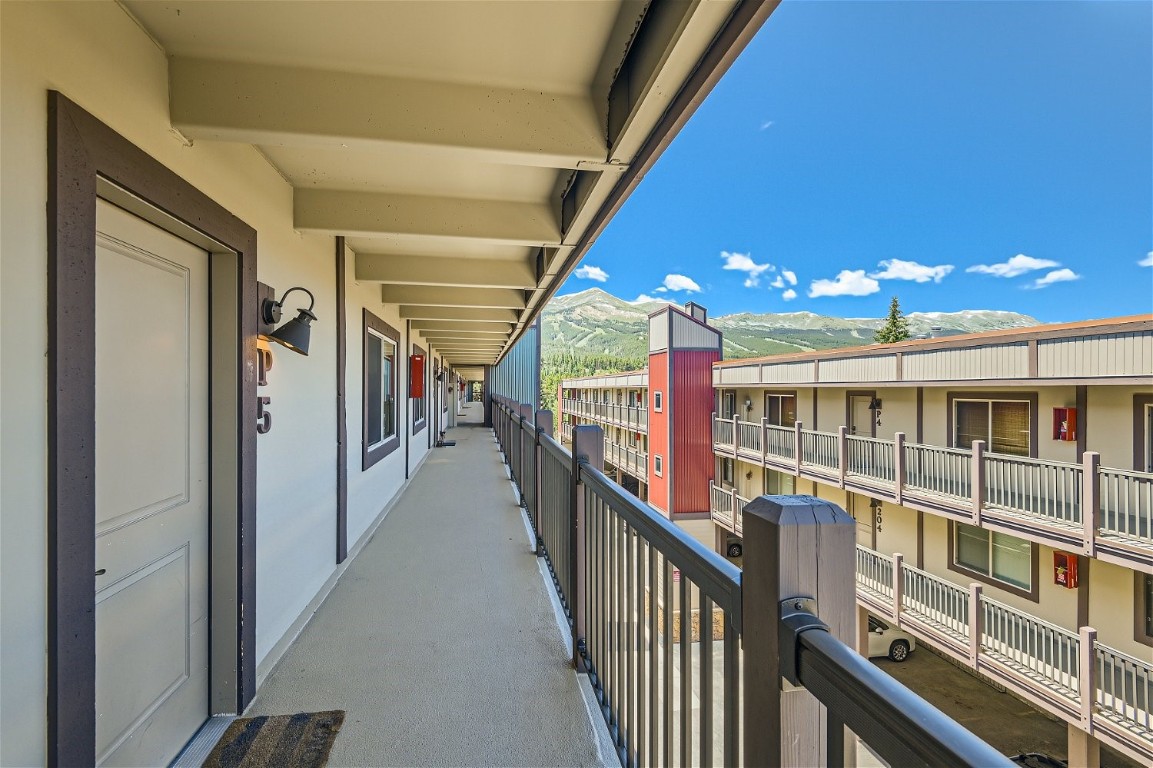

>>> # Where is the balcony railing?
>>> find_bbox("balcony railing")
[561,398,648,433]
[713,416,1153,569]
[850,543,1153,763]
[603,440,648,481]
[492,396,1015,767]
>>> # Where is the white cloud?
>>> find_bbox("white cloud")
[573,265,608,282]
[781,269,798,286]
[967,254,1059,278]
[721,251,773,287]
[1140,251,1153,267]
[869,258,954,283]
[662,274,702,293]
[653,286,668,293]
[808,270,880,298]
[781,288,797,301]
[760,120,775,131]
[1027,268,1080,289]
[770,276,785,289]
[631,293,675,305]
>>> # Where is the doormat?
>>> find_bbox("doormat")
[202,710,345,768]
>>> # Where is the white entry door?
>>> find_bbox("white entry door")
[94,200,210,767]
[849,395,875,438]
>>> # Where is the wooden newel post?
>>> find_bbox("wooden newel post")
[535,409,554,557]
[571,425,603,671]
[742,495,857,768]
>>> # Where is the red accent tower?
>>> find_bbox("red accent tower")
[646,302,722,518]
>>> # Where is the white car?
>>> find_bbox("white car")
[867,615,916,662]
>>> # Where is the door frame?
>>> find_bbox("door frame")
[846,390,878,438]
[48,92,258,766]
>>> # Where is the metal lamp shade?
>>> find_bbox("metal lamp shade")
[267,308,317,356]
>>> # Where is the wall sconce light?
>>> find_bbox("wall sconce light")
[261,286,317,356]
[868,396,883,427]
[744,397,753,412]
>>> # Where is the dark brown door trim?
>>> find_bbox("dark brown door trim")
[47,92,258,766]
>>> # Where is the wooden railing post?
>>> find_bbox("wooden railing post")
[794,421,804,474]
[968,583,983,667]
[891,553,904,623]
[837,425,848,488]
[971,440,986,525]
[742,495,857,768]
[535,409,553,557]
[1078,626,1098,729]
[570,425,603,672]
[732,414,741,454]
[894,432,906,505]
[1081,452,1100,557]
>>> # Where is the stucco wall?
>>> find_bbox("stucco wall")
[0,4,446,763]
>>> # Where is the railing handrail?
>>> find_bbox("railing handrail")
[540,430,570,465]
[579,463,742,620]
[795,626,1014,767]
[1096,639,1153,671]
[845,432,895,448]
[985,452,1080,472]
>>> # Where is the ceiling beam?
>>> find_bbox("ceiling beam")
[411,320,511,333]
[169,57,605,168]
[296,189,560,245]
[399,306,519,322]
[381,285,525,309]
[356,253,535,289]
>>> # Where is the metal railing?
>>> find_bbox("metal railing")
[800,429,839,475]
[984,453,1081,527]
[713,415,1153,568]
[981,597,1080,696]
[854,544,1153,760]
[845,434,897,487]
[903,442,973,505]
[493,397,1020,767]
[1100,466,1153,545]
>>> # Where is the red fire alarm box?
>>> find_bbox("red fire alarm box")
[1052,407,1077,442]
[1053,551,1078,589]
[409,354,425,398]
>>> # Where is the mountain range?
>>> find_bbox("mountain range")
[542,288,1039,361]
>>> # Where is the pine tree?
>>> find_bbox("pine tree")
[874,296,910,343]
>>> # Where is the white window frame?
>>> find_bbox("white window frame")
[654,391,663,412]
[653,454,663,477]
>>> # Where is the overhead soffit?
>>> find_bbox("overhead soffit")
[122,0,766,365]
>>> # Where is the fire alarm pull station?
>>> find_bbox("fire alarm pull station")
[1053,551,1078,589]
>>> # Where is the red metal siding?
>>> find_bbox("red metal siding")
[671,349,720,515]
[647,351,669,515]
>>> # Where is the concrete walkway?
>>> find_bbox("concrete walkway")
[247,404,608,767]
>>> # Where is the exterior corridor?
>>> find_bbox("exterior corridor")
[243,404,608,767]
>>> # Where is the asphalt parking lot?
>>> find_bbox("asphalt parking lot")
[872,646,1139,767]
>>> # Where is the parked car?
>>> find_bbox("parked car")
[867,615,916,661]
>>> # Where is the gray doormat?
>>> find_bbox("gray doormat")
[202,710,345,768]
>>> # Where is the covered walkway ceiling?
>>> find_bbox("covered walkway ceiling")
[123,0,777,368]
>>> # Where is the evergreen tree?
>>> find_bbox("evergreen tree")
[874,296,910,343]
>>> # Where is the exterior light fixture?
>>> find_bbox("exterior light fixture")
[261,286,317,356]
[868,396,882,426]
[744,397,753,411]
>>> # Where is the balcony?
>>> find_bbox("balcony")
[712,416,1153,572]
[563,397,649,433]
[707,482,1153,764]
[495,397,1022,767]
[854,546,1153,763]
[560,421,649,481]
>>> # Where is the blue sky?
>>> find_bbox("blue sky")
[559,1,1152,323]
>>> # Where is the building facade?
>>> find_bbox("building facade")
[560,313,1153,764]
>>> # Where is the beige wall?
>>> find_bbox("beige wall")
[1088,385,1152,470]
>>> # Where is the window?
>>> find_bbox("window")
[654,454,663,476]
[654,391,663,412]
[765,469,794,495]
[765,392,797,427]
[953,397,1031,456]
[720,389,737,419]
[411,344,426,434]
[363,310,400,469]
[1136,395,1153,472]
[1138,572,1153,647]
[950,522,1035,597]
[720,457,734,487]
